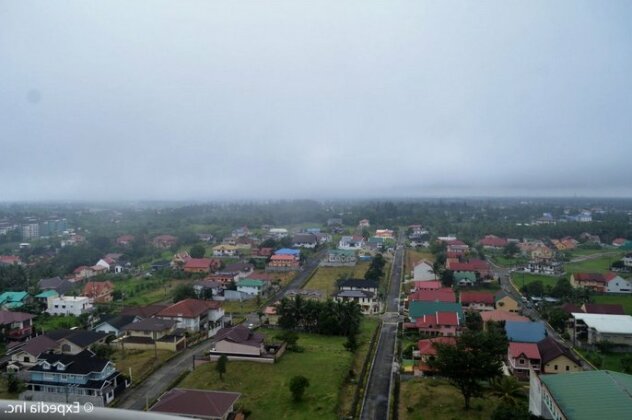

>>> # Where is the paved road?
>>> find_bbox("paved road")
[361,242,404,420]
[268,249,327,302]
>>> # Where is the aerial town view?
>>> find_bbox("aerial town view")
[2,1,632,420]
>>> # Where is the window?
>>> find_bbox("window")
[554,364,558,370]
[566,365,570,371]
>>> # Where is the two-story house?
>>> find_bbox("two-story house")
[47,296,94,316]
[0,310,34,341]
[119,318,186,352]
[157,299,224,337]
[83,281,114,304]
[507,342,541,379]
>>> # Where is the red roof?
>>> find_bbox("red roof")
[448,259,490,272]
[270,254,296,261]
[479,235,508,248]
[413,281,442,291]
[573,273,610,284]
[73,265,92,274]
[583,303,625,315]
[446,239,466,246]
[409,288,456,303]
[117,235,135,242]
[0,255,21,265]
[158,299,222,318]
[0,310,34,324]
[480,310,529,323]
[246,272,273,282]
[460,291,495,305]
[184,258,215,270]
[150,388,240,419]
[416,311,460,328]
[418,336,456,356]
[508,342,541,360]
[83,281,114,297]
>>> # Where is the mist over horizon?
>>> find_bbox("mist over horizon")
[2,1,632,201]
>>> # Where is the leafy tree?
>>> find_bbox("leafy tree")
[503,242,519,258]
[429,329,507,410]
[544,307,569,333]
[189,244,206,258]
[7,373,23,394]
[550,278,574,300]
[465,311,483,331]
[289,375,310,402]
[440,269,454,287]
[491,401,531,420]
[276,330,300,351]
[173,284,197,302]
[216,354,228,380]
[521,280,544,297]
[344,333,358,353]
[93,344,114,359]
[620,354,632,374]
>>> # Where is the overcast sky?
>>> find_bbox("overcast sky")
[2,1,632,201]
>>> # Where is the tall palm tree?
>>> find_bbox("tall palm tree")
[489,376,526,407]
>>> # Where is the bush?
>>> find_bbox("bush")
[289,375,310,402]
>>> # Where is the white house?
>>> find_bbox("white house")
[236,279,268,296]
[46,296,94,316]
[338,235,365,250]
[623,253,632,269]
[607,274,632,294]
[157,299,225,337]
[412,261,436,282]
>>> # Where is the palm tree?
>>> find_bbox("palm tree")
[489,376,526,407]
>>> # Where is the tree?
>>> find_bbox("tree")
[620,354,632,374]
[189,244,206,258]
[440,269,454,287]
[521,280,544,297]
[173,284,197,302]
[550,278,574,300]
[503,242,519,258]
[489,376,525,407]
[428,330,507,410]
[216,354,228,380]
[344,333,358,352]
[491,401,531,420]
[289,375,310,402]
[465,311,483,331]
[544,307,569,332]
[276,330,300,351]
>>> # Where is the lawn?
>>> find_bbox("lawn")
[111,348,173,385]
[34,314,81,332]
[222,299,261,315]
[490,255,528,268]
[565,254,623,274]
[398,378,502,420]
[576,349,631,372]
[405,249,435,277]
[304,262,370,298]
[179,327,368,419]
[510,272,561,289]
[593,294,632,315]
[117,279,185,306]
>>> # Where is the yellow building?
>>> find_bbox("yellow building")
[495,291,520,313]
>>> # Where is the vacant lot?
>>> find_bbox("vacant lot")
[111,348,173,385]
[593,294,632,315]
[405,249,434,277]
[576,349,630,373]
[34,314,81,332]
[398,378,501,420]
[113,278,184,306]
[490,255,528,268]
[304,262,370,298]
[179,323,376,420]
[511,272,561,289]
[565,253,623,274]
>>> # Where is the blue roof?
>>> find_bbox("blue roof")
[275,248,300,256]
[0,291,29,305]
[505,321,546,343]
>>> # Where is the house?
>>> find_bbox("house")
[193,280,223,299]
[445,239,469,255]
[480,310,529,329]
[120,303,168,319]
[570,272,630,293]
[267,254,300,271]
[375,229,395,239]
[119,318,186,352]
[338,235,365,251]
[20,349,127,406]
[46,296,94,316]
[157,299,224,337]
[171,252,191,269]
[582,303,625,315]
[152,235,178,249]
[38,276,74,296]
[529,370,632,420]
[408,288,456,304]
[223,262,254,278]
[505,321,547,343]
[116,235,135,246]
[411,311,460,337]
[292,233,318,248]
[412,260,436,282]
[495,291,520,312]
[149,388,241,420]
[236,279,268,296]
[0,291,31,310]
[184,258,219,274]
[507,342,541,379]
[531,245,555,263]
[34,289,59,305]
[206,272,240,286]
[57,330,110,354]
[327,218,343,227]
[83,281,114,304]
[0,310,34,341]
[479,235,508,250]
[612,237,628,247]
[416,337,456,376]
[367,236,385,251]
[623,252,632,268]
[333,290,380,314]
[210,325,265,357]
[212,244,237,257]
[6,335,58,372]
[447,259,490,277]
[537,337,582,374]
[0,255,22,266]
[268,228,289,239]
[93,315,138,337]
[459,291,495,311]
[322,249,357,267]
[569,313,632,347]
[358,219,370,228]
[454,271,477,286]
[338,279,379,294]
[95,253,124,273]
[408,301,464,323]
[411,281,442,292]
[73,265,97,281]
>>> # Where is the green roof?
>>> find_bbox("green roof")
[35,290,59,299]
[540,370,632,420]
[408,301,463,322]
[0,291,29,305]
[454,271,476,281]
[237,279,265,288]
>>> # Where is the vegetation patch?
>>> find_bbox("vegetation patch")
[593,294,632,315]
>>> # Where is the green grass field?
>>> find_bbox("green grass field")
[111,349,173,385]
[116,278,184,306]
[179,323,375,419]
[593,294,632,315]
[511,272,561,289]
[490,255,528,268]
[565,254,622,274]
[398,378,502,420]
[576,349,630,372]
[304,262,370,298]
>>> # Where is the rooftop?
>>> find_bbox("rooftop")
[571,313,632,334]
